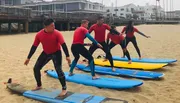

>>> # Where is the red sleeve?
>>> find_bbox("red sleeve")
[88,25,94,33]
[121,27,126,33]
[33,34,40,47]
[105,24,111,30]
[83,28,89,35]
[57,31,65,45]
[134,27,139,32]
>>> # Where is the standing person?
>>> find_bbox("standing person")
[24,18,71,96]
[69,20,102,80]
[121,20,150,60]
[107,25,132,64]
[87,16,115,71]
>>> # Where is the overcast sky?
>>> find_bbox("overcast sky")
[45,0,180,11]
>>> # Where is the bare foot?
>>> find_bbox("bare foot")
[128,60,132,64]
[103,59,108,62]
[112,67,116,72]
[32,86,42,91]
[92,75,100,80]
[58,90,67,97]
[139,57,142,60]
[68,72,74,76]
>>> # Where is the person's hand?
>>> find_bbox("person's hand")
[146,36,151,38]
[24,59,30,65]
[66,57,71,66]
[85,43,92,46]
[97,43,103,49]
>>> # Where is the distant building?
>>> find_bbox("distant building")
[105,3,137,19]
[0,0,37,5]
[16,0,105,15]
[105,3,165,20]
[166,10,180,19]
[0,0,104,13]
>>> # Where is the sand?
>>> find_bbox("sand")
[0,24,180,103]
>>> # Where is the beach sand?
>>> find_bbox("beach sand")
[0,24,180,103]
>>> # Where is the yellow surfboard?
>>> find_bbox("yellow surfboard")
[94,59,167,70]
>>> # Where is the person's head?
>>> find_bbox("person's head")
[97,16,104,25]
[127,20,134,27]
[111,25,116,30]
[110,25,119,35]
[81,20,89,28]
[43,18,55,33]
[125,20,134,34]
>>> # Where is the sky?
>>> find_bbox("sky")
[45,0,180,11]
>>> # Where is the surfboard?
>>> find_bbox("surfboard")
[112,56,177,64]
[46,70,143,89]
[76,64,164,79]
[94,59,167,70]
[6,79,128,103]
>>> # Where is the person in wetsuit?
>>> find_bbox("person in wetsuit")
[24,18,71,97]
[106,25,132,64]
[86,16,115,71]
[121,20,150,60]
[69,20,102,80]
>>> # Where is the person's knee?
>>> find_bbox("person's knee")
[74,56,80,62]
[87,56,93,62]
[33,65,40,73]
[56,68,64,77]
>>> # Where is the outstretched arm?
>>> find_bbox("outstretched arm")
[24,45,37,65]
[121,27,126,34]
[137,31,150,38]
[24,35,40,65]
[85,33,98,45]
[57,32,71,66]
[27,45,37,59]
[85,33,103,48]
[61,43,71,66]
[61,43,70,57]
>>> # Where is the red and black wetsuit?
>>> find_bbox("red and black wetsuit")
[27,29,69,90]
[121,26,141,57]
[70,26,98,76]
[88,23,114,67]
[107,31,131,61]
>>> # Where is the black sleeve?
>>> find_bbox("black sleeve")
[61,43,70,57]
[84,43,88,46]
[106,39,110,45]
[110,29,120,35]
[27,45,37,59]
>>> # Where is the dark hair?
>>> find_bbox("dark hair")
[97,16,104,20]
[111,25,116,30]
[125,20,134,34]
[43,18,54,26]
[81,20,89,24]
[110,25,119,35]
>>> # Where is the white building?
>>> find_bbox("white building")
[16,0,104,13]
[105,3,165,20]
[105,3,137,19]
[166,10,180,19]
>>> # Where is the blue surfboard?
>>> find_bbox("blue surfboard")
[7,80,128,103]
[76,64,164,79]
[46,70,143,89]
[112,56,177,64]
